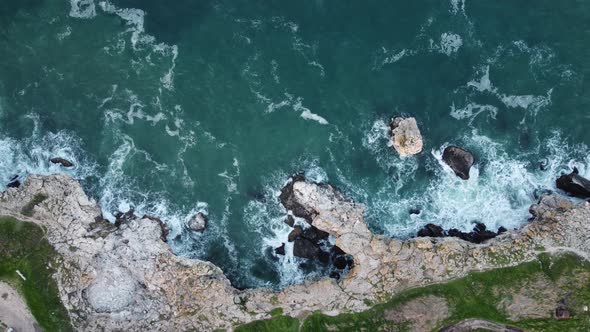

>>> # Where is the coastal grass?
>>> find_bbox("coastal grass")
[235,252,590,332]
[0,216,72,331]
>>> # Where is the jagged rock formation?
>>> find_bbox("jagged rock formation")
[0,174,589,331]
[389,117,424,156]
[556,167,590,198]
[442,146,475,180]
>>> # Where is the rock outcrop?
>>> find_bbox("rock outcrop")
[49,157,74,168]
[187,212,208,233]
[1,175,589,331]
[442,146,475,180]
[556,167,590,198]
[389,117,423,156]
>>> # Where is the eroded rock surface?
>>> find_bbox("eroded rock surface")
[442,146,474,180]
[0,175,589,331]
[390,117,424,156]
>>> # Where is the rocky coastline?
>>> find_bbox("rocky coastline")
[1,174,590,331]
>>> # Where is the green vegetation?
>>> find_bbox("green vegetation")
[0,216,72,331]
[235,253,590,332]
[20,193,48,216]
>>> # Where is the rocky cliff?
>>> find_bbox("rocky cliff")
[0,174,589,331]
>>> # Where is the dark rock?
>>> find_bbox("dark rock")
[274,243,286,256]
[50,157,74,168]
[114,209,136,227]
[7,175,20,188]
[301,226,329,243]
[87,216,118,239]
[284,215,295,227]
[497,226,507,234]
[279,173,316,222]
[417,223,444,238]
[442,146,475,180]
[292,237,330,263]
[288,226,303,242]
[533,188,553,200]
[409,208,421,215]
[419,222,503,244]
[556,167,590,198]
[187,212,208,233]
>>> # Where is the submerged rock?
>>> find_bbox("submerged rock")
[442,146,474,180]
[389,117,423,156]
[556,167,590,198]
[274,243,286,256]
[49,157,74,168]
[187,212,208,233]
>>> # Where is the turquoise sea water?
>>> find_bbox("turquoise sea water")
[1,0,590,288]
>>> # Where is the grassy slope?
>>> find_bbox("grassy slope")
[0,216,72,331]
[236,253,590,332]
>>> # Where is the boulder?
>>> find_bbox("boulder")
[556,167,590,198]
[293,238,329,263]
[442,146,474,180]
[389,117,423,156]
[187,212,208,233]
[417,223,444,237]
[288,226,303,242]
[274,243,286,256]
[49,157,74,168]
[279,174,316,222]
[114,209,136,227]
[7,175,20,188]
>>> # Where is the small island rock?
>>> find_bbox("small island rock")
[389,117,423,156]
[50,157,74,168]
[442,146,474,180]
[187,212,208,233]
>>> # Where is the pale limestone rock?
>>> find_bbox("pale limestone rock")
[0,175,589,331]
[390,117,423,156]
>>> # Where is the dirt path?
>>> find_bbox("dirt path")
[0,281,41,332]
[439,318,525,332]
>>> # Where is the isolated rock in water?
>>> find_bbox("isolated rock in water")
[274,243,286,256]
[187,212,208,233]
[442,146,474,180]
[389,117,423,156]
[7,175,20,188]
[556,167,590,198]
[49,157,74,168]
[417,223,444,238]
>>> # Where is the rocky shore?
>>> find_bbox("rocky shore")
[1,174,590,331]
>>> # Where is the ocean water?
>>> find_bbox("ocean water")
[1,0,590,288]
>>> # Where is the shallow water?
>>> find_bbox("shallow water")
[1,0,589,288]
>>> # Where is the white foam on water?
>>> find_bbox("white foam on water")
[450,102,498,124]
[300,110,328,125]
[437,32,463,56]
[0,118,97,191]
[460,65,553,123]
[69,0,96,19]
[450,0,466,15]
